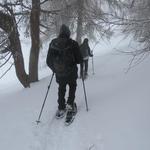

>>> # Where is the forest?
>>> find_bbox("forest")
[0,0,150,87]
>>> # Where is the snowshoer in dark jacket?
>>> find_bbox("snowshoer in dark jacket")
[46,24,82,124]
[80,38,93,79]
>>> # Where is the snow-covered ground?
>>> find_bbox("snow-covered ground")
[0,35,150,150]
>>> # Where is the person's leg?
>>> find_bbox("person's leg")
[67,79,77,107]
[80,62,84,78]
[57,81,67,110]
[65,79,77,124]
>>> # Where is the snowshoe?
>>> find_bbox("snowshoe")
[84,72,88,80]
[55,109,66,119]
[65,103,77,126]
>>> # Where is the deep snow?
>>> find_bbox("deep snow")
[0,36,150,150]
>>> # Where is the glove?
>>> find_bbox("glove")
[90,54,93,57]
[90,51,93,57]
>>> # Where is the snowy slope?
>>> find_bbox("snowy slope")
[0,38,150,150]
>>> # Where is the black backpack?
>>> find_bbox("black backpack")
[49,38,75,77]
[80,43,89,58]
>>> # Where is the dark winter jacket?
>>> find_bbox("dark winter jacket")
[46,25,82,82]
[80,40,93,60]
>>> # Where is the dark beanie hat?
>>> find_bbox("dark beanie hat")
[84,38,88,42]
[59,24,71,38]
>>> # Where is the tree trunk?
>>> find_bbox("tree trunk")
[76,0,84,45]
[9,29,30,88]
[29,0,40,82]
[0,11,29,88]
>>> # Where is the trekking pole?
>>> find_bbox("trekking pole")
[36,72,54,124]
[91,54,95,75]
[81,77,89,111]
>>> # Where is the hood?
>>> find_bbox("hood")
[59,24,71,38]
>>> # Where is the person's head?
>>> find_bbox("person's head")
[59,24,71,38]
[83,38,89,43]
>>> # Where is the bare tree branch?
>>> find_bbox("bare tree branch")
[14,10,30,16]
[0,63,14,79]
[40,9,60,14]
[40,0,49,5]
[0,53,12,67]
[40,23,50,29]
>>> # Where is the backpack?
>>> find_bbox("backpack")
[80,43,89,59]
[49,38,75,77]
